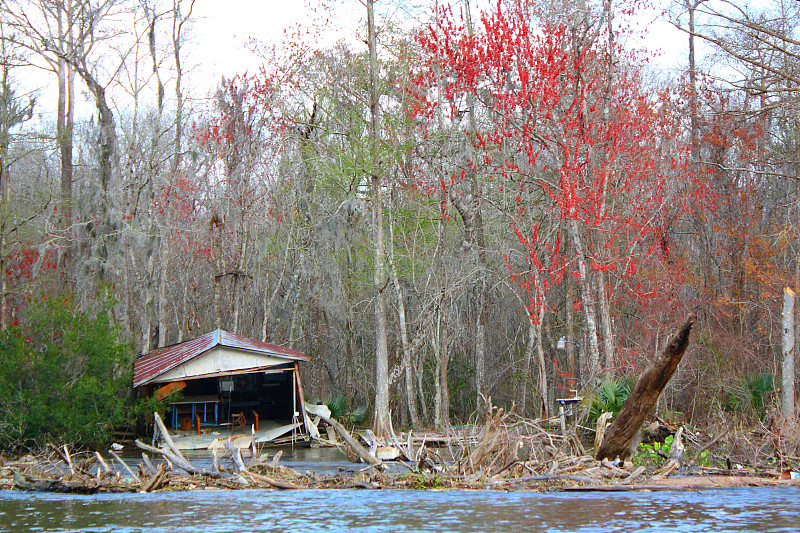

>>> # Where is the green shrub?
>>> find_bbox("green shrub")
[0,296,136,450]
[587,376,635,422]
[308,395,366,425]
[722,372,773,420]
[323,395,347,420]
[344,405,367,424]
[633,435,673,466]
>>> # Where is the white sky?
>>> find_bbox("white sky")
[15,0,691,127]
[187,0,363,93]
[185,0,689,88]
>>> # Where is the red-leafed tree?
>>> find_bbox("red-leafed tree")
[415,0,698,409]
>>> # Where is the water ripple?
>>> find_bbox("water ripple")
[2,486,800,533]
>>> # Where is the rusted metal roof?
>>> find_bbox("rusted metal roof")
[133,329,308,388]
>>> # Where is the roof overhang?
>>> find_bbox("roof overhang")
[133,329,308,388]
[147,346,292,383]
[143,346,294,385]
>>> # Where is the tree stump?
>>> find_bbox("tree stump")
[595,314,695,461]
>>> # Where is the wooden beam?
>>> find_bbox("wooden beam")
[294,361,318,439]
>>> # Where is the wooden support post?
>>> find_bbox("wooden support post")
[596,314,694,461]
[294,362,318,439]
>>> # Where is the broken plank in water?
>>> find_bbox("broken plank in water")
[256,422,302,444]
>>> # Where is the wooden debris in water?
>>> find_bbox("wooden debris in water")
[5,399,800,493]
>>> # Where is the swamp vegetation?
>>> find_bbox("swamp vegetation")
[2,0,800,484]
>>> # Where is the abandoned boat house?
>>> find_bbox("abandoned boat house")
[133,329,313,443]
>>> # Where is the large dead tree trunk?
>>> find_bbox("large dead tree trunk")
[596,314,695,461]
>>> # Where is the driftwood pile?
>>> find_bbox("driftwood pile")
[1,413,317,494]
[311,390,800,491]
[315,399,668,490]
[3,401,800,493]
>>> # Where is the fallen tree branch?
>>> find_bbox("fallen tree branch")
[108,450,140,483]
[244,471,304,490]
[140,462,168,493]
[134,440,202,476]
[308,407,383,468]
[687,427,731,466]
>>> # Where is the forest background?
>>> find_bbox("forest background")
[0,0,798,446]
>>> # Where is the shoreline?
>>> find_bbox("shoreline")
[4,450,800,494]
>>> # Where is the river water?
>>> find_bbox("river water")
[2,447,800,532]
[3,486,800,532]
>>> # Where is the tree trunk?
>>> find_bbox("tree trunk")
[463,0,489,419]
[535,320,551,419]
[568,218,602,373]
[141,248,155,355]
[157,238,168,347]
[566,272,579,388]
[598,272,615,373]
[213,223,223,330]
[433,304,450,427]
[794,120,800,431]
[78,70,116,283]
[686,0,701,163]
[171,0,191,176]
[388,209,420,428]
[178,283,187,342]
[232,236,247,334]
[148,3,168,349]
[782,287,796,426]
[56,16,75,285]
[522,318,533,415]
[596,314,695,460]
[0,228,6,330]
[439,321,450,426]
[367,0,390,435]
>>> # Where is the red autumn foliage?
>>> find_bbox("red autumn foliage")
[414,0,709,376]
[418,4,699,324]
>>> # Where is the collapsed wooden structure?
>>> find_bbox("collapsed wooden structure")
[133,329,314,446]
